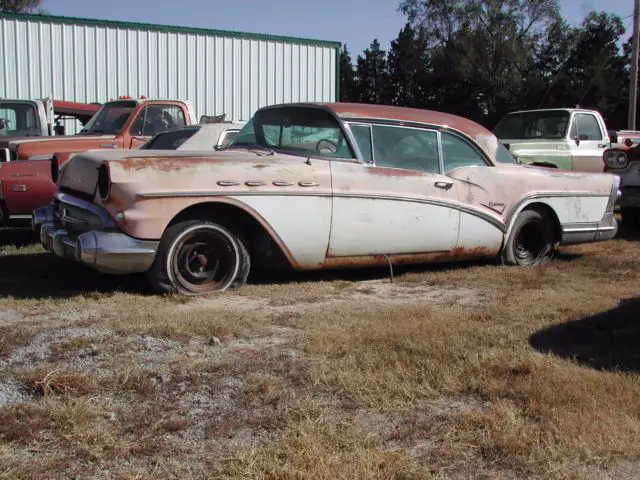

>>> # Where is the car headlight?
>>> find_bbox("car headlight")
[604,150,627,169]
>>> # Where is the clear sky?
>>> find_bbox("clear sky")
[41,0,632,57]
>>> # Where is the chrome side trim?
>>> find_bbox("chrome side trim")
[136,189,608,236]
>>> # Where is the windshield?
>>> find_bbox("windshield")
[227,107,354,158]
[79,101,136,135]
[493,110,570,140]
[0,102,41,137]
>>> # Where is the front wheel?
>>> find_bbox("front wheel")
[147,219,250,295]
[502,210,555,266]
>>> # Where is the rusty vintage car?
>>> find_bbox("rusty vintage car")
[33,103,621,295]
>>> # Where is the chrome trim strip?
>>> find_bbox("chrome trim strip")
[298,181,319,187]
[217,180,240,186]
[137,190,507,232]
[136,189,608,235]
[9,214,31,220]
[272,180,294,186]
[245,180,267,187]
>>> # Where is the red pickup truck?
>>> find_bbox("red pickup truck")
[0,97,196,226]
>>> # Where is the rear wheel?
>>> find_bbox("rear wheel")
[147,219,250,295]
[502,210,555,266]
[621,207,640,228]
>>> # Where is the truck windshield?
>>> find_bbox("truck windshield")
[0,102,41,137]
[79,101,137,135]
[493,110,570,140]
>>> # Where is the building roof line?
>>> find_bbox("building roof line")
[0,12,342,48]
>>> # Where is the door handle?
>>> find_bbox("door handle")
[597,143,608,148]
[434,181,453,190]
[12,184,27,192]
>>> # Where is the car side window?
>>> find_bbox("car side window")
[569,114,602,141]
[130,105,187,137]
[441,132,488,172]
[349,124,373,162]
[372,125,440,173]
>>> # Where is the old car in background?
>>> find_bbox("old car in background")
[493,108,640,171]
[138,122,244,151]
[603,143,640,226]
[34,102,620,295]
[0,97,197,226]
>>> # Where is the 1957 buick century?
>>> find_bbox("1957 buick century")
[33,103,621,295]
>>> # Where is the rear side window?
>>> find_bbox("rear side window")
[441,132,487,171]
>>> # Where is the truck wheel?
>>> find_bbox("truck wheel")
[147,219,250,295]
[502,210,555,266]
[621,207,640,228]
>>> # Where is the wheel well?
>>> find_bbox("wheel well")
[167,202,293,270]
[522,202,562,243]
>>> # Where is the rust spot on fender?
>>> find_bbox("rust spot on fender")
[115,156,226,172]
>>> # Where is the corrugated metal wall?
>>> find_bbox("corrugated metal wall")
[0,13,340,132]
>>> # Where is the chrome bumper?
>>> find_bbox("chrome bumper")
[34,204,159,275]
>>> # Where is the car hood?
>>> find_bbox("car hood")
[57,148,302,199]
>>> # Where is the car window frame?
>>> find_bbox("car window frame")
[128,104,187,138]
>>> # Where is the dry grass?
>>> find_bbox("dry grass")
[1,227,640,478]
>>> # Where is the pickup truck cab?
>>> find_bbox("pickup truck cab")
[0,97,195,225]
[492,108,638,172]
[0,98,99,141]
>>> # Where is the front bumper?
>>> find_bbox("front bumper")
[33,195,159,275]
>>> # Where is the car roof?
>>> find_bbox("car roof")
[257,102,502,163]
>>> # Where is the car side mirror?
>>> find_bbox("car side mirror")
[0,119,5,130]
[609,130,618,143]
[54,123,65,136]
[573,135,580,146]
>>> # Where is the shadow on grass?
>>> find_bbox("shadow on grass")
[0,252,154,299]
[614,221,640,241]
[529,297,640,373]
[0,228,38,248]
[0,244,506,299]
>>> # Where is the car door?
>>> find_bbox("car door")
[569,112,608,172]
[328,123,461,257]
[128,104,187,148]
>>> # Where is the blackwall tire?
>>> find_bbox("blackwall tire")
[147,219,250,295]
[502,210,555,266]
